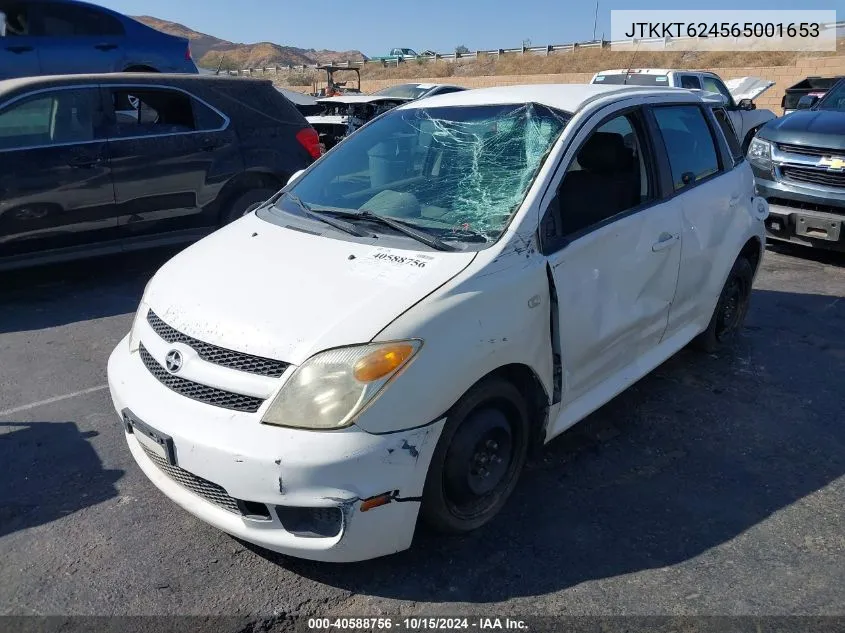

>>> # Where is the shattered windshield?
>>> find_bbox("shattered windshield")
[277,103,569,244]
[816,81,845,112]
[373,84,429,99]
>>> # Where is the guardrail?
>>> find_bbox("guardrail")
[225,20,845,76]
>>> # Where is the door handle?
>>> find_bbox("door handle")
[6,45,34,54]
[95,43,118,51]
[652,232,680,252]
[68,156,104,168]
[200,139,222,151]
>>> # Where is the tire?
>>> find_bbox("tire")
[421,377,530,534]
[221,188,276,226]
[692,257,754,353]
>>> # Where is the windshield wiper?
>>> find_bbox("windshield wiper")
[342,209,456,252]
[283,193,370,238]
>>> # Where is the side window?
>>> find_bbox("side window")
[653,105,720,190]
[1,2,31,36]
[192,98,225,131]
[680,75,702,90]
[0,88,99,150]
[544,111,653,242]
[38,2,124,37]
[712,107,743,163]
[109,88,195,137]
[701,76,734,106]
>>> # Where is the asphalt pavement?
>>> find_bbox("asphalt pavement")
[1,244,844,626]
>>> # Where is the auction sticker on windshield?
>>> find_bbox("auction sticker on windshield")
[348,247,437,285]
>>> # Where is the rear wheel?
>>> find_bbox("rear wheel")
[693,257,754,353]
[221,188,276,226]
[421,378,530,533]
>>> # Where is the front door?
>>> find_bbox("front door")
[0,2,40,78]
[540,107,682,435]
[0,86,117,259]
[103,85,236,241]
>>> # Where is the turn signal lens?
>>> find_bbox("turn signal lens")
[353,344,415,382]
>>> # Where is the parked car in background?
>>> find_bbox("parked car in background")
[371,47,419,63]
[0,74,320,270]
[591,69,776,150]
[308,84,468,150]
[780,76,840,115]
[0,0,198,80]
[750,77,845,252]
[371,83,466,100]
[108,83,767,562]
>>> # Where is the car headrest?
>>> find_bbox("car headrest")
[577,132,633,174]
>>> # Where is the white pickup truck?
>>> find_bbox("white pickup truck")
[591,69,776,150]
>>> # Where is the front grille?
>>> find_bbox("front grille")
[776,143,841,157]
[781,166,845,188]
[140,444,241,515]
[139,344,264,413]
[147,311,289,378]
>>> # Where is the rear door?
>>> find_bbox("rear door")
[103,84,240,241]
[32,1,125,74]
[541,106,683,432]
[0,1,40,78]
[651,103,744,338]
[0,86,117,258]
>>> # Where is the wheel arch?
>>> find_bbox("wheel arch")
[214,170,285,224]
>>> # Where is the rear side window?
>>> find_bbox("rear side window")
[193,99,225,131]
[712,107,743,163]
[0,88,100,150]
[1,2,31,35]
[109,88,195,137]
[653,105,720,190]
[38,2,125,36]
[680,75,702,90]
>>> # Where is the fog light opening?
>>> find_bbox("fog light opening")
[275,505,343,538]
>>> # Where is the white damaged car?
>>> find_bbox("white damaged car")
[108,83,768,562]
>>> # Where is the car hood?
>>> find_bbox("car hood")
[144,213,476,365]
[724,76,775,102]
[758,109,845,150]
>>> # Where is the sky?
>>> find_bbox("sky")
[97,0,841,56]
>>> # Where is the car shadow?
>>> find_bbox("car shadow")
[0,248,180,335]
[246,286,845,602]
[766,241,845,267]
[0,421,123,538]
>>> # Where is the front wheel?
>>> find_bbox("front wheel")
[693,256,754,353]
[421,378,530,534]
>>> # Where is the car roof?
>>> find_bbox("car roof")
[396,83,708,113]
[0,73,268,95]
[596,68,717,77]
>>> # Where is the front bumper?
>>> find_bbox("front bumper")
[107,335,444,562]
[755,175,845,251]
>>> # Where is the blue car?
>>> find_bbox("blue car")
[0,0,199,79]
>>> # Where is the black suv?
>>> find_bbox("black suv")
[750,76,845,252]
[0,73,321,269]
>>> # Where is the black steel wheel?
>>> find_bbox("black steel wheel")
[693,256,754,352]
[421,377,530,533]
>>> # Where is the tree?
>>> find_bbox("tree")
[455,44,470,55]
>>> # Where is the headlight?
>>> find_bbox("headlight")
[262,340,422,430]
[128,280,152,353]
[747,137,772,168]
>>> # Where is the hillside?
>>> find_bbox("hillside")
[132,16,366,70]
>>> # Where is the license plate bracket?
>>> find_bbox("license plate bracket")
[122,409,177,466]
[795,214,842,242]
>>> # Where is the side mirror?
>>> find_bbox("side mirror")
[288,169,305,185]
[0,11,7,37]
[738,98,756,111]
[796,95,819,110]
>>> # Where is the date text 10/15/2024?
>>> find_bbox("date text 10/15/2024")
[308,617,529,630]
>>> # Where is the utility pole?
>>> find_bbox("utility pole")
[592,0,599,41]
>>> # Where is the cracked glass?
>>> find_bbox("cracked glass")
[276,103,569,245]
